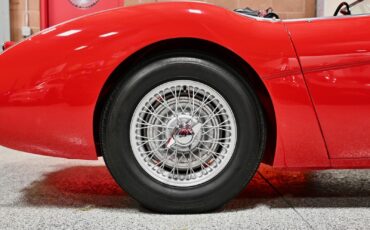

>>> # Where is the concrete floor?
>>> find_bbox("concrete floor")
[0,145,369,230]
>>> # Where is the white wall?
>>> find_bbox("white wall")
[317,0,345,16]
[0,0,11,47]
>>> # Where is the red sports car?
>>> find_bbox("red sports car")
[0,1,369,213]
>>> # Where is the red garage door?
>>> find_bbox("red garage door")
[41,0,125,29]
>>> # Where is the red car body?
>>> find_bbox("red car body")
[0,2,369,169]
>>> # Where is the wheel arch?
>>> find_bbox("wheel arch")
[93,38,277,165]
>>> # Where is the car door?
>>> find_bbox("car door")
[285,13,370,159]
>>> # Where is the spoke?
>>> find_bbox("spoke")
[187,86,192,116]
[141,147,167,155]
[202,124,230,129]
[191,150,212,171]
[201,141,229,151]
[202,127,231,136]
[198,145,219,166]
[192,87,200,116]
[137,116,167,128]
[136,129,166,141]
[192,94,214,118]
[205,118,231,128]
[168,86,178,114]
[201,135,232,142]
[199,112,228,119]
[143,105,170,124]
[177,86,185,113]
[198,143,225,158]
[154,148,173,168]
[135,125,169,130]
[155,93,177,115]
[169,149,179,178]
[154,128,165,135]
[137,138,167,149]
[201,103,225,124]
[178,85,193,114]
[136,129,167,140]
[185,149,193,180]
[143,142,168,162]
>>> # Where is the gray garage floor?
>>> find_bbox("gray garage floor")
[0,145,369,230]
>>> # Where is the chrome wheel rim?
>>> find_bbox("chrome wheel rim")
[130,80,237,187]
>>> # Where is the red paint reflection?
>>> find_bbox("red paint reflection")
[22,166,134,209]
[21,164,369,209]
[22,164,308,208]
[238,164,308,198]
[46,166,125,196]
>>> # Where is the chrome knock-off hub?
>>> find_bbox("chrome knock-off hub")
[166,115,201,150]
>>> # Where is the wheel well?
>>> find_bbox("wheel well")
[93,38,276,164]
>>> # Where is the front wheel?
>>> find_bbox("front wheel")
[101,54,266,213]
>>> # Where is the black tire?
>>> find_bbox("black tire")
[100,52,266,213]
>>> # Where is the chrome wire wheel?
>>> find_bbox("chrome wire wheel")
[130,80,237,187]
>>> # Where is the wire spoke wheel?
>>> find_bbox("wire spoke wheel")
[102,55,265,213]
[130,80,237,187]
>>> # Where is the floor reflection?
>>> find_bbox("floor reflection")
[21,164,370,211]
